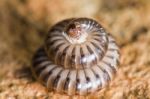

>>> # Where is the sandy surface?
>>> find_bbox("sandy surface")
[0,0,150,99]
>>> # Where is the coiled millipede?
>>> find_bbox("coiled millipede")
[31,18,120,96]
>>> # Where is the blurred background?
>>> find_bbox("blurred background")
[0,0,150,99]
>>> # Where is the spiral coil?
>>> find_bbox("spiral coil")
[31,18,120,95]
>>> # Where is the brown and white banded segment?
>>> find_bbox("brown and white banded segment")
[31,18,120,95]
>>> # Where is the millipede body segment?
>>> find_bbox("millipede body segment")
[31,18,120,95]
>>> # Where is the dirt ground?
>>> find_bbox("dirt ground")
[0,0,150,99]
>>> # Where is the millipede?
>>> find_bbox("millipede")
[31,18,120,95]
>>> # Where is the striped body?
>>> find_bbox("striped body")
[32,18,120,95]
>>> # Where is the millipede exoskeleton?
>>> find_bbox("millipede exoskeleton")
[31,18,120,95]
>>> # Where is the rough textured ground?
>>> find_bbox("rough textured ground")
[0,0,150,99]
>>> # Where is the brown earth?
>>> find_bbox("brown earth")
[0,0,150,99]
